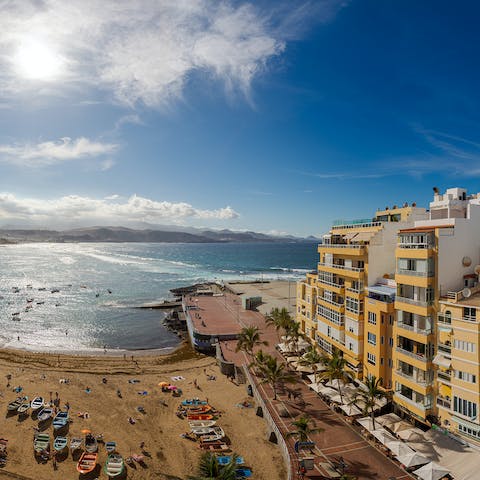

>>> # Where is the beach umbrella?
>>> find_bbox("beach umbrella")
[395,452,430,468]
[340,403,362,416]
[413,461,450,480]
[356,417,376,432]
[391,420,413,433]
[371,429,396,445]
[385,440,414,457]
[397,427,425,442]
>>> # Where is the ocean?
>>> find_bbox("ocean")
[0,242,318,353]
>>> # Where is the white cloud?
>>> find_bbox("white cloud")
[0,1,345,107]
[0,137,118,166]
[0,193,239,225]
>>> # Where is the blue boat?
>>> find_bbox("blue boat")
[181,398,208,406]
[52,411,69,430]
[217,456,245,466]
[53,436,68,451]
[235,467,252,478]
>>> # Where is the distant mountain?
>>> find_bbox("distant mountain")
[0,226,320,244]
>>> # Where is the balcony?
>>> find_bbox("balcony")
[397,242,434,249]
[437,343,452,355]
[397,322,432,335]
[317,278,345,290]
[317,296,344,308]
[395,369,429,386]
[394,391,431,411]
[396,346,430,363]
[331,219,381,230]
[397,269,435,278]
[437,371,452,383]
[396,296,432,308]
[318,262,364,273]
[436,396,451,410]
[346,286,363,294]
[320,243,365,249]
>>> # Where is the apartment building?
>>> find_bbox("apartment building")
[297,187,480,443]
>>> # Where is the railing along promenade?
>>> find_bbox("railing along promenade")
[243,365,296,480]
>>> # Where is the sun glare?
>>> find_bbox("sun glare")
[14,41,63,80]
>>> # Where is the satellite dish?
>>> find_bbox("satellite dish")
[475,265,480,276]
[463,256,472,267]
[463,288,472,298]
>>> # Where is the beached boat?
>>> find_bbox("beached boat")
[105,441,116,453]
[188,419,216,428]
[104,453,125,477]
[53,436,68,451]
[70,437,82,451]
[7,397,25,412]
[53,411,69,430]
[199,442,230,452]
[31,396,44,411]
[216,455,245,466]
[85,433,98,453]
[76,452,98,474]
[187,405,212,413]
[182,398,208,406]
[37,407,53,422]
[17,402,30,415]
[200,432,225,443]
[33,433,50,452]
[193,426,225,438]
[187,413,214,421]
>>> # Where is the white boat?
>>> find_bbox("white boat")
[192,426,225,436]
[104,453,125,477]
[70,437,82,451]
[188,419,216,428]
[31,397,44,411]
[37,407,53,422]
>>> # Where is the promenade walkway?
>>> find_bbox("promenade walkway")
[218,291,411,480]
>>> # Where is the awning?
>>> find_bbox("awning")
[391,420,413,433]
[433,354,451,368]
[352,231,375,242]
[357,417,376,432]
[343,233,358,241]
[375,413,402,427]
[309,383,324,393]
[367,285,396,297]
[385,440,414,457]
[340,403,362,416]
[371,429,397,445]
[397,427,425,442]
[395,452,430,468]
[318,386,338,397]
[413,461,450,480]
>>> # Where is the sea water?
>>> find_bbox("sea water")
[0,242,318,352]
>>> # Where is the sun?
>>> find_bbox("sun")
[14,40,64,80]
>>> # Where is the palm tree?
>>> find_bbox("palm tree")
[266,307,294,341]
[284,320,306,358]
[320,350,349,404]
[350,375,389,430]
[235,325,268,358]
[299,346,323,383]
[259,354,296,400]
[286,414,323,443]
[250,349,269,376]
[188,452,239,480]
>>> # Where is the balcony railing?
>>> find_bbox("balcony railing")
[317,296,344,308]
[437,371,452,383]
[396,296,432,308]
[437,343,452,355]
[317,278,345,289]
[438,313,478,324]
[332,220,381,229]
[397,242,434,249]
[320,244,365,249]
[395,369,428,386]
[346,286,363,294]
[396,347,430,363]
[397,269,435,277]
[397,322,432,335]
[436,397,451,409]
[318,262,364,272]
[394,391,430,411]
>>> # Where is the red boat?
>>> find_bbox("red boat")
[187,413,214,421]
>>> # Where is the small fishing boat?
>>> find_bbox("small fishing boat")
[17,402,30,415]
[7,397,24,412]
[200,432,225,443]
[53,411,69,430]
[33,433,50,452]
[11,312,20,316]
[37,407,53,422]
[31,396,44,411]
[182,398,208,406]
[105,441,116,453]
[70,437,82,451]
[187,405,212,413]
[192,426,225,438]
[76,452,98,474]
[199,442,230,452]
[188,419,216,428]
[216,455,245,466]
[36,301,45,305]
[53,436,68,451]
[85,433,98,453]
[187,413,214,421]
[104,453,125,477]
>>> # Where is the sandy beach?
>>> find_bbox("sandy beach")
[0,343,285,479]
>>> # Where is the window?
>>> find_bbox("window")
[459,424,480,438]
[464,307,477,320]
[454,396,477,418]
[454,339,476,353]
[389,315,394,325]
[380,357,384,365]
[388,359,393,368]
[348,342,353,351]
[381,336,384,345]
[346,297,362,314]
[454,371,477,383]
[367,352,376,365]
[389,337,393,347]
[368,312,377,325]
[367,332,376,346]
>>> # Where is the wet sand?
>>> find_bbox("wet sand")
[0,343,285,479]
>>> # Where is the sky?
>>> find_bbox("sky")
[1,0,480,236]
